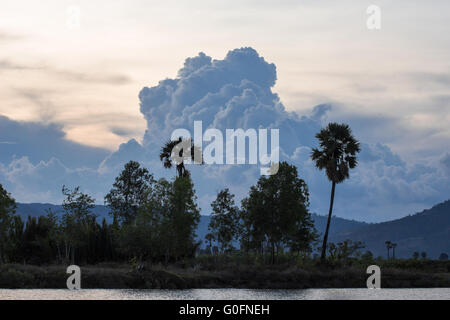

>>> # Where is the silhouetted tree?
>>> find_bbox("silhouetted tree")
[311,123,361,261]
[0,183,17,264]
[385,241,392,259]
[241,162,316,264]
[391,242,397,259]
[361,250,374,262]
[206,189,241,254]
[118,177,170,262]
[160,137,202,178]
[61,185,96,264]
[326,240,365,262]
[105,161,154,224]
[439,253,448,261]
[161,176,201,262]
[421,251,427,259]
[412,251,419,260]
[21,215,57,264]
[8,215,24,262]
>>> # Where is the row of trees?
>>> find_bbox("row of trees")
[0,159,202,264]
[0,122,362,265]
[0,160,319,265]
[385,240,398,259]
[205,163,318,264]
[0,184,117,265]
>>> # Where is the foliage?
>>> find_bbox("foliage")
[240,162,317,263]
[0,123,365,267]
[163,176,201,261]
[311,123,361,184]
[60,186,97,264]
[206,189,241,254]
[105,161,154,224]
[0,183,17,263]
[439,253,448,261]
[325,240,365,262]
[117,178,169,261]
[116,175,200,264]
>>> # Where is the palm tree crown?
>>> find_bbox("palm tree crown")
[160,137,203,177]
[311,123,360,184]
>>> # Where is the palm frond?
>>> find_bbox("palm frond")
[310,122,361,183]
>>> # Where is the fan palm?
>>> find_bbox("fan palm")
[160,137,203,177]
[391,242,397,259]
[385,240,392,259]
[311,123,361,261]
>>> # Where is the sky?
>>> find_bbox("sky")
[0,0,449,222]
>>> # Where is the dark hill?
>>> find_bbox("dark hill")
[15,203,111,223]
[330,200,450,259]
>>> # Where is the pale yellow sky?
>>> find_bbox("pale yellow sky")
[1,0,449,159]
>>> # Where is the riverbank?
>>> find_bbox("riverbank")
[1,260,449,289]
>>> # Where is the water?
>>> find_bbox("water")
[0,288,449,300]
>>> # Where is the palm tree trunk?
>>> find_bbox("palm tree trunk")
[271,241,275,265]
[321,181,336,261]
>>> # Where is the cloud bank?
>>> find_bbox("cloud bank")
[1,48,449,222]
[0,116,109,167]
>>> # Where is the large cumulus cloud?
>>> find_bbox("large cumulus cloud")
[104,47,450,221]
[135,48,324,158]
[1,47,449,222]
[101,48,327,210]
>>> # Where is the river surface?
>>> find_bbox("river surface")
[0,288,449,300]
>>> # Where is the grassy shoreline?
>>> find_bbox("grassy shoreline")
[1,259,449,289]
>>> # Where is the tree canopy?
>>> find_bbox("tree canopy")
[241,162,317,263]
[105,161,154,224]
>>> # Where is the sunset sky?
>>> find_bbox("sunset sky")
[1,0,449,221]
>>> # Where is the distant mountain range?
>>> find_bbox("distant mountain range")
[328,200,450,259]
[15,203,111,222]
[15,200,450,259]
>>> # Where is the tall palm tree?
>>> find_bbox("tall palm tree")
[391,242,397,259]
[385,240,392,259]
[311,123,361,261]
[160,137,203,177]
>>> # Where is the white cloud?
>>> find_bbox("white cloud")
[1,47,449,222]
